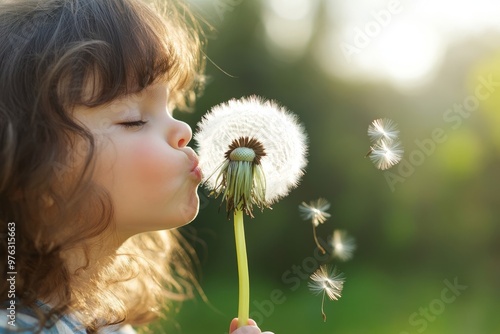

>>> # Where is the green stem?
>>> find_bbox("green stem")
[234,209,249,328]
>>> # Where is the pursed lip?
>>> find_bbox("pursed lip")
[184,147,203,181]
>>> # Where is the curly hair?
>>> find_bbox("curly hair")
[0,0,205,332]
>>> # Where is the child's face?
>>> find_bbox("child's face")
[73,83,202,237]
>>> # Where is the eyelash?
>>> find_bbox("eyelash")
[119,120,148,128]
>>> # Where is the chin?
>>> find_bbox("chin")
[174,193,200,226]
[183,201,200,224]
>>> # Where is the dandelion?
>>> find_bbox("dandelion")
[330,230,356,261]
[195,96,308,328]
[196,96,308,212]
[299,198,331,254]
[367,118,400,143]
[309,265,345,322]
[368,138,404,170]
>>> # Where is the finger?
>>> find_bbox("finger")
[231,327,263,334]
[247,319,257,326]
[229,318,238,333]
[229,318,259,333]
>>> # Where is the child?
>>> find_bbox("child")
[0,0,273,333]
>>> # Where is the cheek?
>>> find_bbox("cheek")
[125,142,173,183]
[97,138,180,197]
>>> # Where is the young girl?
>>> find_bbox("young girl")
[0,0,273,333]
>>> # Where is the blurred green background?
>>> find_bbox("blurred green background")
[160,0,500,333]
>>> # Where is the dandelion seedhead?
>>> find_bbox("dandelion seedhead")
[309,265,345,321]
[195,95,308,216]
[213,136,268,217]
[299,198,331,254]
[331,230,356,262]
[366,118,404,170]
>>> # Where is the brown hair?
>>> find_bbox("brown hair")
[0,0,204,332]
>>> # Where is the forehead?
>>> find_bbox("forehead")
[76,82,169,113]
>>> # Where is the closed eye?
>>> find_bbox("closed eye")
[119,120,148,128]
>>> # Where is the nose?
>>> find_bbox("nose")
[168,118,192,148]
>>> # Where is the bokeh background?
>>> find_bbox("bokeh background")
[161,0,500,333]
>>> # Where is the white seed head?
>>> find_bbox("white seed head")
[368,118,400,143]
[369,138,404,170]
[298,198,331,227]
[309,265,345,301]
[330,230,356,262]
[195,96,308,205]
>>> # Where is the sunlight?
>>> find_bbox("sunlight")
[262,0,316,62]
[268,0,311,21]
[312,0,500,88]
[372,20,443,85]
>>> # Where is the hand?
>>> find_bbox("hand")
[229,318,274,334]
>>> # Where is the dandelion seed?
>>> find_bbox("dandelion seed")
[368,118,400,143]
[309,265,345,300]
[330,230,356,262]
[299,198,331,254]
[366,118,404,169]
[309,265,345,322]
[368,138,404,170]
[299,198,331,227]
